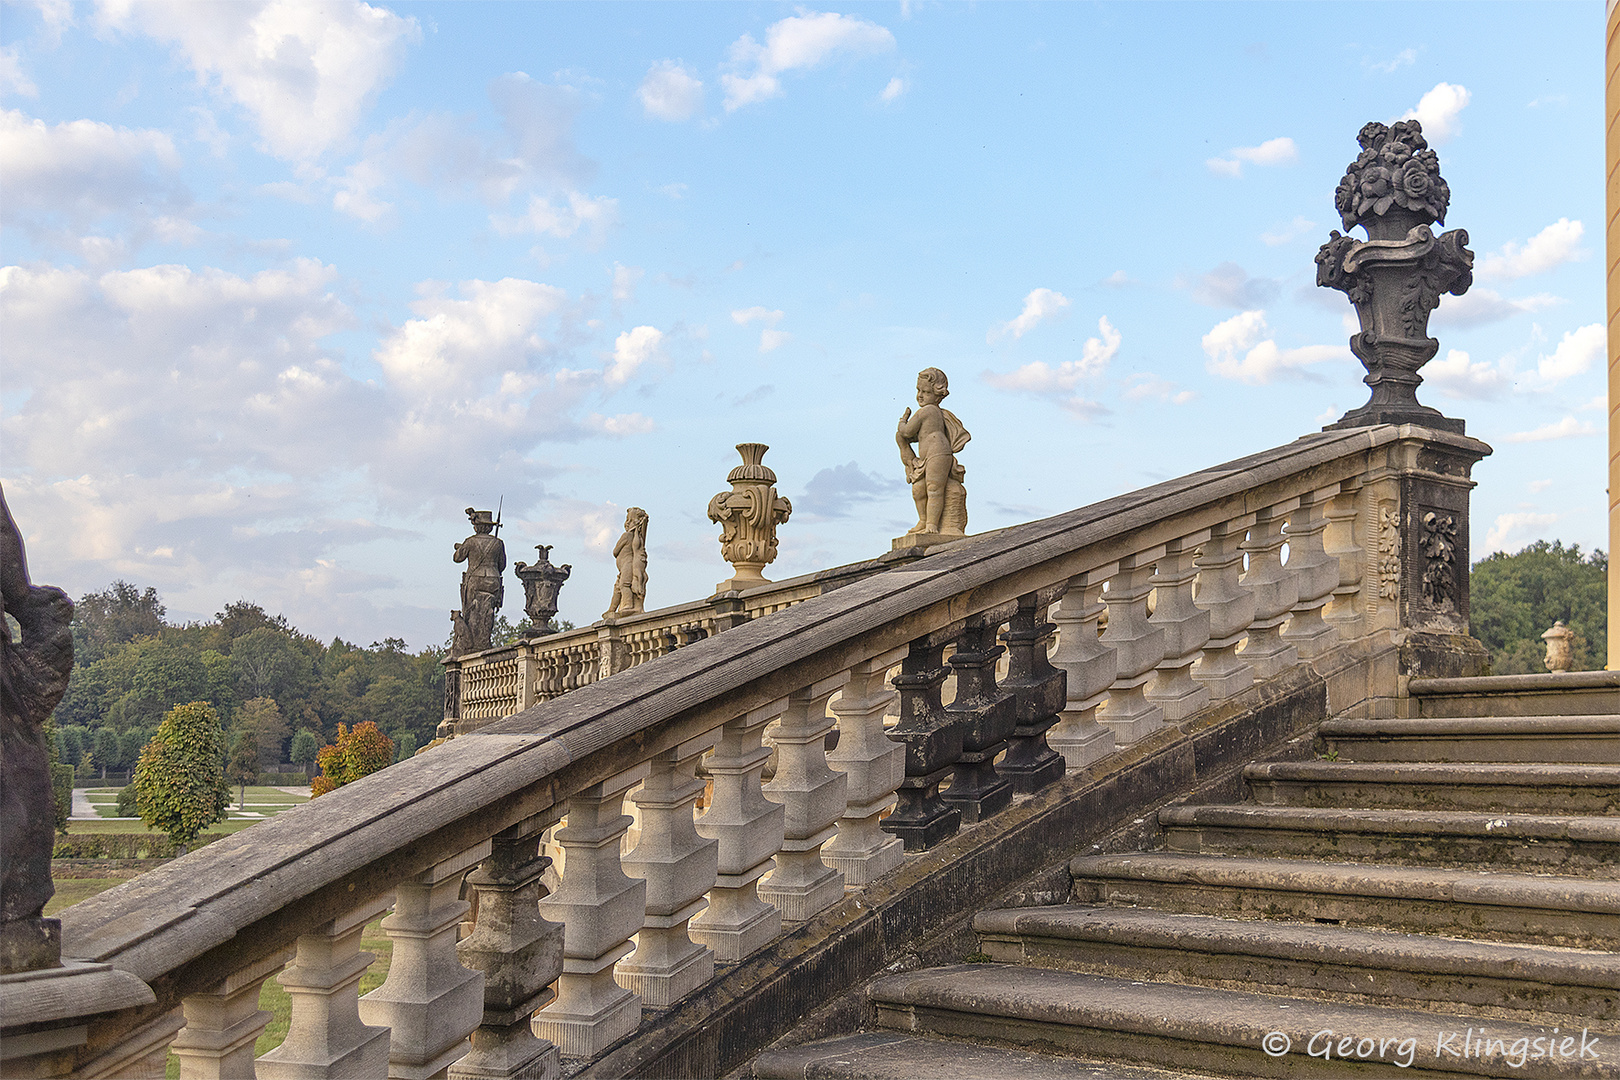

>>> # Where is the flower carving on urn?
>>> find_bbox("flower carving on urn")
[708,443,792,592]
[1317,120,1473,434]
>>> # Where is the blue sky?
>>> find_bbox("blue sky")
[2,1,1607,648]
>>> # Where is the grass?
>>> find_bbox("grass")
[64,817,261,836]
[66,786,312,829]
[44,873,140,914]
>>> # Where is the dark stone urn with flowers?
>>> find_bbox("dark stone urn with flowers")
[1316,120,1474,433]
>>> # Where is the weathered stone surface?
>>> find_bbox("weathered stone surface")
[896,368,969,540]
[604,508,649,619]
[0,483,73,975]
[514,545,571,636]
[709,443,792,593]
[452,508,506,658]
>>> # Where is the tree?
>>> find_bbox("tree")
[310,721,394,797]
[236,696,289,770]
[92,727,120,780]
[231,627,314,704]
[72,581,166,667]
[1471,542,1608,673]
[132,701,230,852]
[226,728,259,810]
[290,729,321,777]
[215,600,290,648]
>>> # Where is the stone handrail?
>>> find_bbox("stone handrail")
[38,423,1487,1080]
[447,559,879,730]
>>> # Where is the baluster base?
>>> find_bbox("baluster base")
[689,871,781,962]
[1048,697,1116,770]
[617,917,713,1008]
[533,956,640,1059]
[940,757,1012,824]
[1097,682,1164,746]
[1000,739,1065,794]
[881,774,961,851]
[1145,668,1209,722]
[759,836,845,922]
[1192,642,1254,700]
[1239,624,1297,680]
[450,1019,559,1080]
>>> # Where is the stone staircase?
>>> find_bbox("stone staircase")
[755,676,1620,1079]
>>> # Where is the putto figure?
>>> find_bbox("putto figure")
[451,507,505,656]
[605,507,649,619]
[896,367,970,539]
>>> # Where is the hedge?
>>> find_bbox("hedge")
[52,832,226,860]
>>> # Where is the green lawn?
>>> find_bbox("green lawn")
[44,873,140,914]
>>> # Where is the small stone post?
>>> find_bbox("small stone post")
[997,590,1067,795]
[708,443,793,593]
[1047,567,1118,767]
[1192,517,1256,701]
[940,608,1018,824]
[1145,532,1212,722]
[760,676,848,921]
[359,842,490,1080]
[172,950,292,1080]
[536,766,648,1058]
[690,701,787,961]
[1281,488,1341,660]
[1238,503,1300,680]
[822,649,907,884]
[619,733,719,1008]
[881,633,963,851]
[1097,552,1167,745]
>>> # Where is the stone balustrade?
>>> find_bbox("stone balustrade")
[31,424,1489,1080]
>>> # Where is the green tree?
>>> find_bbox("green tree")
[215,600,290,649]
[236,696,289,770]
[132,701,231,852]
[232,627,315,704]
[92,727,120,780]
[226,728,259,810]
[72,581,166,667]
[290,729,321,777]
[43,715,71,833]
[1471,542,1608,673]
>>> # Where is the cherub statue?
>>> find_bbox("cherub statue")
[896,367,970,537]
[451,507,505,656]
[605,507,649,618]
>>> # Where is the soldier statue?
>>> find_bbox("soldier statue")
[451,507,505,656]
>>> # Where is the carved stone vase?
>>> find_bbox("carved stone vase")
[707,443,792,593]
[1317,120,1474,434]
[514,544,571,635]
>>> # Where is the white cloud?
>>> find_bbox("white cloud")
[1504,416,1598,443]
[639,60,704,121]
[992,287,1071,341]
[586,412,655,435]
[1484,512,1558,552]
[604,325,664,386]
[103,0,420,160]
[1188,262,1280,309]
[759,328,790,353]
[731,305,785,326]
[1399,82,1470,143]
[1207,136,1296,177]
[1430,288,1562,329]
[611,263,643,303]
[1124,374,1193,404]
[1528,479,1553,493]
[1477,219,1585,280]
[492,191,618,246]
[1422,349,1511,400]
[0,108,188,238]
[1260,216,1316,246]
[722,11,896,111]
[880,76,907,103]
[1368,48,1417,74]
[375,277,568,396]
[1,47,38,97]
[985,317,1121,391]
[1536,324,1604,383]
[1201,310,1349,384]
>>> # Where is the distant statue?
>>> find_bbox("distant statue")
[1541,620,1574,673]
[0,483,74,972]
[514,544,572,635]
[896,367,970,538]
[451,507,505,656]
[605,508,649,619]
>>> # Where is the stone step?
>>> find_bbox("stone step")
[867,964,1618,1079]
[752,1031,1224,1080]
[972,905,1619,1023]
[1318,715,1620,764]
[1244,762,1620,814]
[1067,853,1620,948]
[1156,805,1620,875]
[1409,671,1620,719]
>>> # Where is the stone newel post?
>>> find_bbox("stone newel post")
[1317,120,1474,434]
[708,443,793,593]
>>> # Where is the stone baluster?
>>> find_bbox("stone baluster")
[171,949,292,1080]
[358,842,490,1080]
[1097,551,1167,745]
[881,631,964,851]
[760,676,849,921]
[255,893,394,1080]
[1146,531,1212,722]
[998,590,1067,794]
[449,814,564,1080]
[1238,501,1301,679]
[690,700,787,961]
[822,649,907,884]
[1047,567,1117,767]
[1191,515,1256,701]
[940,606,1018,823]
[1281,487,1341,659]
[536,766,649,1058]
[618,733,719,1008]
[1323,481,1366,634]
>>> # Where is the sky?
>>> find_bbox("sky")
[1,1,1608,649]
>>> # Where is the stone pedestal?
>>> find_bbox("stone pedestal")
[0,961,156,1080]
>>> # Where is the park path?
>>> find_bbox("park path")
[69,788,99,820]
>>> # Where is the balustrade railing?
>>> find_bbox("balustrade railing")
[39,423,1488,1080]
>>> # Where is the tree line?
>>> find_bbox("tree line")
[50,581,445,780]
